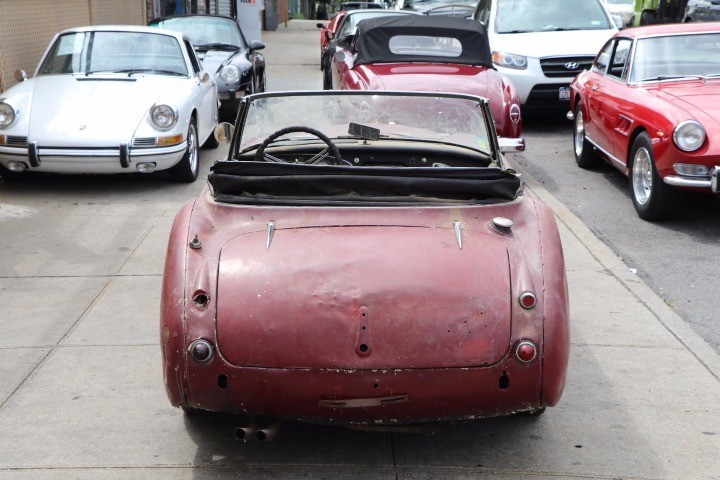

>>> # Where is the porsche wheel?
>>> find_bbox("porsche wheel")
[628,132,678,221]
[169,121,199,183]
[573,101,601,169]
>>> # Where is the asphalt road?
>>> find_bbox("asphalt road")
[516,111,720,355]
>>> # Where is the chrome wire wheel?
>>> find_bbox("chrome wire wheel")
[632,146,652,206]
[574,110,585,158]
[187,123,198,173]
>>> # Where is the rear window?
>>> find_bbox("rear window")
[388,35,462,56]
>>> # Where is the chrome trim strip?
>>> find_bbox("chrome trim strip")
[585,135,626,170]
[266,221,275,251]
[663,175,711,188]
[453,221,463,250]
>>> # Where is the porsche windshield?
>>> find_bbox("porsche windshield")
[238,92,494,155]
[38,31,188,76]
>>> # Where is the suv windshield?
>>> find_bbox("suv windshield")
[496,0,611,33]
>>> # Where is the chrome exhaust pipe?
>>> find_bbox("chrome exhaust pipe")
[254,418,281,442]
[234,417,281,442]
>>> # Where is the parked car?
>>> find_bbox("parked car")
[604,0,636,26]
[472,0,618,110]
[160,90,569,434]
[569,22,720,220]
[317,11,348,70]
[330,15,524,147]
[320,9,418,87]
[0,25,218,182]
[405,0,478,17]
[683,0,720,22]
[148,15,266,119]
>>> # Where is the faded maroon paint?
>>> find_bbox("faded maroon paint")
[161,186,570,423]
[333,59,523,140]
[217,226,512,369]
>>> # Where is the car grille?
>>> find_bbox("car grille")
[4,135,28,147]
[540,56,594,78]
[526,83,571,106]
[133,137,156,147]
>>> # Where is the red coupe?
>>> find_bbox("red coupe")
[160,91,569,439]
[570,22,720,220]
[329,15,524,150]
[317,11,347,69]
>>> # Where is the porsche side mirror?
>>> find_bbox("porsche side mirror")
[13,70,27,82]
[249,40,266,51]
[201,71,211,83]
[215,122,234,145]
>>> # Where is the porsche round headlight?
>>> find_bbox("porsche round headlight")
[673,120,705,152]
[219,65,241,83]
[151,104,176,130]
[0,102,16,128]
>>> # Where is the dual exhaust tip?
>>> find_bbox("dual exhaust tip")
[234,417,281,442]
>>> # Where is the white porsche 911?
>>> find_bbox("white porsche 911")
[0,25,219,182]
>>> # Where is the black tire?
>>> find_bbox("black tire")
[640,10,657,25]
[573,101,601,169]
[628,132,679,221]
[168,121,199,183]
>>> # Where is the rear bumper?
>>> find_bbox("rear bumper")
[181,359,546,424]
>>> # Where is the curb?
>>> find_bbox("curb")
[515,160,720,382]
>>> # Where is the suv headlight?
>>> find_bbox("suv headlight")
[673,120,705,152]
[219,65,241,83]
[0,102,15,128]
[492,51,528,70]
[150,104,176,130]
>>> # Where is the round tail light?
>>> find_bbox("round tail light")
[515,340,538,363]
[519,292,537,309]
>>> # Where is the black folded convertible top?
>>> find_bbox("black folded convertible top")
[353,15,493,67]
[208,161,522,206]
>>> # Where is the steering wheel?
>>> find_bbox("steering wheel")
[254,126,344,165]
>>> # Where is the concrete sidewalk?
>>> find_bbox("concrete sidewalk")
[0,19,718,480]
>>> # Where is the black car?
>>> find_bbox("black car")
[149,15,266,119]
[684,0,720,22]
[321,9,417,89]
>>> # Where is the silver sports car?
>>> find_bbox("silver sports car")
[0,25,219,182]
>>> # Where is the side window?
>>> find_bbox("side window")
[593,39,613,74]
[184,39,202,74]
[608,38,632,80]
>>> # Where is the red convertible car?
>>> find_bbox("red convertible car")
[317,11,347,69]
[329,15,524,149]
[161,91,569,439]
[569,22,720,220]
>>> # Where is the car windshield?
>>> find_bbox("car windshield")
[237,92,493,157]
[605,0,632,4]
[37,31,188,76]
[338,11,408,36]
[149,17,246,49]
[630,33,720,82]
[496,0,611,33]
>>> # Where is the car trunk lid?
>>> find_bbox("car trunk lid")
[216,225,512,369]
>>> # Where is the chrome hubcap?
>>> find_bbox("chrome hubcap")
[188,125,198,173]
[574,111,584,157]
[632,147,652,205]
